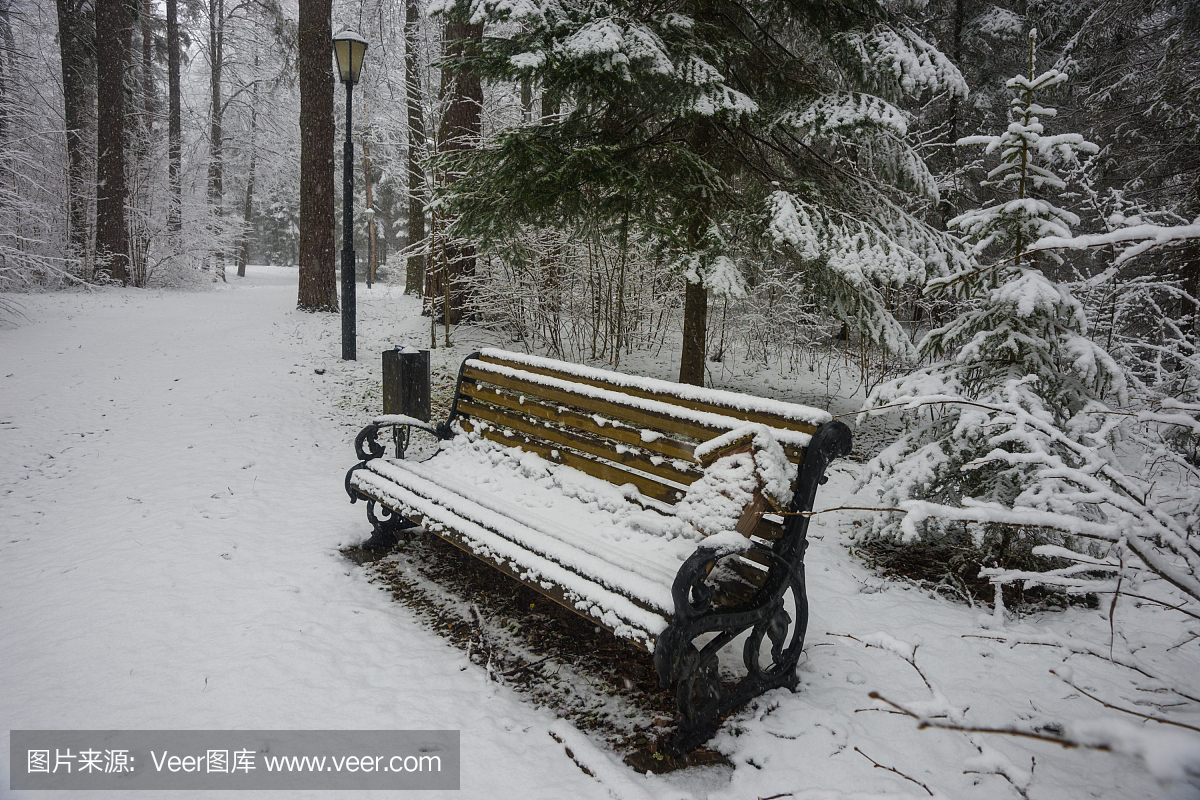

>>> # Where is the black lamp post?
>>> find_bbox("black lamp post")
[333,28,368,361]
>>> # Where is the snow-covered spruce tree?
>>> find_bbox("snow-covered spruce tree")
[859,30,1125,565]
[427,0,968,383]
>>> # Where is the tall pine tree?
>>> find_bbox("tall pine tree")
[428,0,968,384]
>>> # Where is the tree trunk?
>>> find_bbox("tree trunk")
[403,0,426,296]
[167,0,181,249]
[130,0,155,286]
[937,0,965,225]
[296,0,336,311]
[426,21,482,324]
[679,277,708,386]
[56,0,92,271]
[678,127,712,386]
[95,0,129,284]
[540,90,558,123]
[237,103,257,278]
[362,132,376,286]
[0,0,14,186]
[208,0,225,281]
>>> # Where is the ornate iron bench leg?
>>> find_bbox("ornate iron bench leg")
[655,544,809,754]
[360,501,418,551]
[654,420,851,754]
[344,461,418,551]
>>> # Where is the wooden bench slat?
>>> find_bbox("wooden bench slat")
[751,515,786,542]
[464,361,813,461]
[464,360,811,462]
[457,396,702,489]
[460,380,698,463]
[351,465,673,650]
[460,419,686,505]
[478,350,823,436]
[432,518,657,652]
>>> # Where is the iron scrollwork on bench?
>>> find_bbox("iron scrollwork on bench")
[345,415,449,550]
[655,420,852,753]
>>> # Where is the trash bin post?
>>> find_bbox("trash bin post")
[382,347,432,422]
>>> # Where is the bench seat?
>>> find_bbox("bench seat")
[349,434,698,648]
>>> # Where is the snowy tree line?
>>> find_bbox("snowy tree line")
[0,0,1195,609]
[0,0,1192,350]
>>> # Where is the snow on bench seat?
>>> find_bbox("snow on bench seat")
[349,432,705,649]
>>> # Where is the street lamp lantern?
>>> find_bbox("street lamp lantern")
[333,29,368,360]
[332,29,368,84]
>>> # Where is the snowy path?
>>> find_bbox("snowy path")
[0,269,1177,799]
[0,273,623,799]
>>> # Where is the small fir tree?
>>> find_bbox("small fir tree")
[860,30,1125,557]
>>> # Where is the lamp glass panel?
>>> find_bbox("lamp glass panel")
[333,39,352,82]
[349,41,366,82]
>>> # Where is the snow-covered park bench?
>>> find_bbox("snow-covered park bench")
[343,349,851,752]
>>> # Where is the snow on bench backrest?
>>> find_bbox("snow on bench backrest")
[477,349,831,433]
[454,350,826,509]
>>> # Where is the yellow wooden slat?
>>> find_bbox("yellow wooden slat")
[460,380,698,463]
[458,397,701,488]
[463,363,728,447]
[460,419,686,506]
[478,352,820,436]
[463,362,809,463]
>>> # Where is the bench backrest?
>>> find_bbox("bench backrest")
[452,349,832,508]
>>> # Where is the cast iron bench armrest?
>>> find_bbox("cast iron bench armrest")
[353,415,445,461]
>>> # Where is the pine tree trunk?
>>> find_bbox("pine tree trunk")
[938,0,965,225]
[296,0,336,311]
[57,0,92,271]
[167,0,181,248]
[130,0,155,286]
[237,103,256,278]
[403,0,426,296]
[95,0,129,284]
[207,0,225,282]
[426,21,481,324]
[540,90,558,122]
[679,277,708,386]
[678,126,712,386]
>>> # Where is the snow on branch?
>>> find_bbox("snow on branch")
[1031,217,1200,266]
[845,634,1200,792]
[836,26,968,99]
[886,382,1200,613]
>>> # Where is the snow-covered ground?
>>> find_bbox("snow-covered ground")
[1,267,1192,799]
